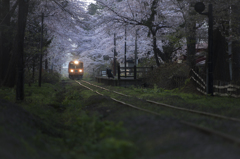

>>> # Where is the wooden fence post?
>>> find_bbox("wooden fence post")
[134,65,136,80]
[118,64,120,80]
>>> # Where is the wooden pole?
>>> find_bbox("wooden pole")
[134,65,136,80]
[39,13,44,87]
[125,26,127,78]
[118,64,120,80]
[207,4,213,95]
[114,33,116,76]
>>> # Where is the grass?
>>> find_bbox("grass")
[2,77,240,159]
[0,80,136,159]
[83,80,240,118]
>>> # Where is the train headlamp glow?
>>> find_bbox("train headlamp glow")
[79,69,82,72]
[74,61,79,64]
[70,69,74,72]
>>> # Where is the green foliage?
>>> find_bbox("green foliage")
[143,62,190,89]
[165,30,184,48]
[87,3,100,15]
[109,81,240,118]
[184,78,191,85]
[42,71,61,84]
[60,105,135,159]
[20,138,38,157]
[138,57,156,67]
[64,111,126,142]
[62,90,82,105]
[82,71,92,80]
[0,81,136,159]
[24,83,58,105]
[0,87,15,102]
[153,84,160,93]
[129,84,181,95]
[25,70,62,85]
[96,138,136,159]
[129,85,147,94]
[24,68,38,84]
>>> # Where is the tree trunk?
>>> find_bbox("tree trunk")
[186,20,196,69]
[152,30,160,67]
[0,0,11,85]
[2,0,29,89]
[2,39,18,87]
[16,0,29,100]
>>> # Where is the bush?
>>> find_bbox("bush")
[24,69,61,85]
[42,71,61,84]
[96,138,136,159]
[143,62,190,89]
[138,57,156,67]
[24,69,38,84]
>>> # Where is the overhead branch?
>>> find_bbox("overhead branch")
[51,0,73,16]
[97,1,142,26]
[126,0,134,18]
[0,0,19,26]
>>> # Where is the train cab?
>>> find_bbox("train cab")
[68,61,84,80]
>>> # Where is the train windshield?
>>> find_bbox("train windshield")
[69,62,83,69]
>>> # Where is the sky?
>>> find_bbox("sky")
[83,0,96,4]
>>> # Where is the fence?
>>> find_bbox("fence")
[190,69,206,95]
[171,76,187,89]
[213,82,240,98]
[190,69,240,97]
[117,65,153,80]
[94,68,108,77]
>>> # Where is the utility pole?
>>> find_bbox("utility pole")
[114,33,116,76]
[207,4,213,95]
[32,55,35,82]
[125,26,127,77]
[39,13,44,87]
[134,29,138,66]
[228,1,233,80]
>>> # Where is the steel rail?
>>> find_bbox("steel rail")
[146,100,240,123]
[77,80,240,145]
[81,80,240,123]
[75,81,93,91]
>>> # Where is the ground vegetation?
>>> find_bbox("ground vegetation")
[1,78,240,158]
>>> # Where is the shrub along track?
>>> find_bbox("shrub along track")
[76,80,240,146]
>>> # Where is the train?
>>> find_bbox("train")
[68,60,84,80]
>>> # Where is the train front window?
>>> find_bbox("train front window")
[69,62,83,69]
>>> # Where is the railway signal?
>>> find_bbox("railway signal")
[194,2,214,96]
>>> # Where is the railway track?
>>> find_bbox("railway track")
[81,80,240,122]
[76,80,240,146]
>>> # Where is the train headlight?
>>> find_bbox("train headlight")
[70,69,74,72]
[74,61,79,64]
[79,69,82,72]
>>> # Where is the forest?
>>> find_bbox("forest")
[1,0,240,100]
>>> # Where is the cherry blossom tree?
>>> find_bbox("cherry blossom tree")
[86,0,183,67]
[0,0,91,88]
